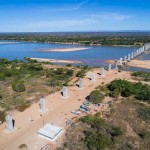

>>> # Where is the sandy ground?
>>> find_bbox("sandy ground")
[40,47,89,52]
[30,58,82,64]
[0,69,131,150]
[105,59,150,70]
[105,60,115,64]
[127,60,150,69]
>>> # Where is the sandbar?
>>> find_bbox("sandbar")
[0,42,20,45]
[30,57,82,64]
[127,60,150,69]
[40,47,90,52]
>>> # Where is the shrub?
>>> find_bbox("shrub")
[139,130,149,139]
[28,64,43,71]
[111,127,123,137]
[0,111,5,123]
[0,58,10,64]
[137,107,150,121]
[76,70,86,78]
[0,73,6,80]
[66,64,72,67]
[110,89,120,99]
[136,88,150,101]
[132,71,150,81]
[80,115,124,150]
[12,81,26,92]
[89,90,105,104]
[17,102,30,112]
[108,79,150,101]
[108,79,134,97]
[66,69,73,76]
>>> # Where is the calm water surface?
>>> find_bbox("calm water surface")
[0,41,139,67]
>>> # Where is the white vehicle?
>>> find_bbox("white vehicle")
[71,110,81,115]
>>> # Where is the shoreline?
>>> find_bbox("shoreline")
[29,57,82,64]
[0,42,20,44]
[0,40,140,47]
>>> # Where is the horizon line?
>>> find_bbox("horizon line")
[0,30,150,33]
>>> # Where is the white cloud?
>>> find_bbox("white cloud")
[43,0,89,12]
[22,12,132,31]
[87,13,133,21]
[74,0,89,10]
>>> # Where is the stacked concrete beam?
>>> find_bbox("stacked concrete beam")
[100,67,105,77]
[142,46,145,52]
[79,78,84,89]
[5,115,14,131]
[124,56,127,64]
[128,54,131,61]
[115,64,118,70]
[108,64,112,71]
[139,48,141,54]
[137,50,139,55]
[119,58,123,65]
[131,52,134,59]
[91,72,96,82]
[134,51,137,58]
[39,97,46,112]
[62,86,69,98]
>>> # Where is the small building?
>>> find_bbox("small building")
[38,124,62,141]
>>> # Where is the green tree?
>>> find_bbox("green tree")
[89,90,105,104]
[12,81,26,92]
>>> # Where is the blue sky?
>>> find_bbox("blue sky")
[0,0,150,32]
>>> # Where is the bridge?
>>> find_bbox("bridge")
[116,43,150,66]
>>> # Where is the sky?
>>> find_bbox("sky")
[0,0,150,32]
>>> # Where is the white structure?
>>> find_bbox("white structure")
[62,86,68,98]
[134,51,137,58]
[39,97,46,112]
[119,58,123,65]
[124,56,127,61]
[128,54,131,61]
[131,52,134,59]
[5,115,14,131]
[38,123,62,141]
[108,64,112,71]
[124,56,127,64]
[142,46,145,52]
[100,67,105,77]
[79,78,84,89]
[137,49,139,55]
[91,72,96,82]
[115,64,118,70]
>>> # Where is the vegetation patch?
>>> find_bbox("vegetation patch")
[59,114,124,150]
[12,81,26,92]
[0,58,75,112]
[131,71,150,81]
[137,106,150,121]
[1,33,150,46]
[0,111,6,124]
[107,79,150,102]
[88,90,105,104]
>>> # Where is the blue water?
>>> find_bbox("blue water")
[0,41,139,66]
[142,53,150,60]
